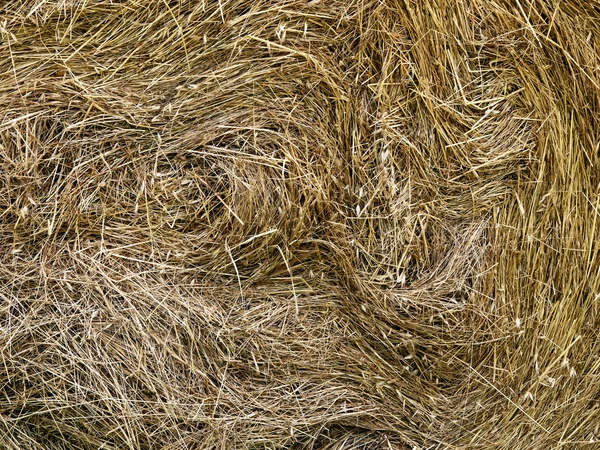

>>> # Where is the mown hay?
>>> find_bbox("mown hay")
[1,1,599,449]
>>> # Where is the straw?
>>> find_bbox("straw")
[0,1,599,448]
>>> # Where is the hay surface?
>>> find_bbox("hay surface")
[1,1,599,449]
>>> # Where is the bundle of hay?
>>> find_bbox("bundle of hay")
[1,1,599,448]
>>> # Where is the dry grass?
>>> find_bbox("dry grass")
[0,0,599,448]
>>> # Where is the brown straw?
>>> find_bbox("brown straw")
[1,1,599,448]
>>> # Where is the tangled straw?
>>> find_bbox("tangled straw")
[1,1,599,449]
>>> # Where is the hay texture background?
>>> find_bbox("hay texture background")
[1,1,599,449]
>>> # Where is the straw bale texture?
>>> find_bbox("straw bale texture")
[0,1,599,449]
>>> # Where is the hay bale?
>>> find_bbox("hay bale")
[0,1,598,448]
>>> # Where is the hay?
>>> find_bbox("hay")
[0,0,599,448]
